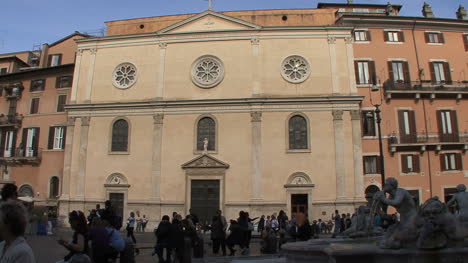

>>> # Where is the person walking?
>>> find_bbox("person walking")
[126,212,137,244]
[226,220,245,256]
[135,211,142,232]
[57,210,90,262]
[332,210,341,238]
[142,215,148,232]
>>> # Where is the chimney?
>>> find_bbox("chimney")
[386,2,396,16]
[422,2,435,18]
[347,0,353,4]
[457,5,467,20]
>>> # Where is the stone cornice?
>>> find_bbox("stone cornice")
[75,27,354,50]
[65,96,363,114]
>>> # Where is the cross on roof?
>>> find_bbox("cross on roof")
[206,0,213,10]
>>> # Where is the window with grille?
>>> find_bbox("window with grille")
[288,115,308,150]
[111,119,129,152]
[49,177,60,199]
[363,156,380,174]
[197,117,215,151]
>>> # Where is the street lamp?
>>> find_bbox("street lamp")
[369,82,386,189]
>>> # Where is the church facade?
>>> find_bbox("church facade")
[59,9,366,223]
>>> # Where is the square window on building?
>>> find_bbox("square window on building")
[56,75,73,89]
[30,98,40,114]
[407,190,420,206]
[30,79,45,92]
[363,155,381,174]
[425,32,444,44]
[354,30,371,41]
[401,154,420,173]
[48,54,62,67]
[464,35,468,51]
[385,31,404,42]
[0,68,7,75]
[362,110,376,137]
[57,95,67,112]
[440,153,462,171]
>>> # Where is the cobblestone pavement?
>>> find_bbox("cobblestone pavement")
[27,228,286,263]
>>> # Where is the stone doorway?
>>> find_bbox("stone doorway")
[109,193,124,219]
[291,194,308,217]
[191,180,220,225]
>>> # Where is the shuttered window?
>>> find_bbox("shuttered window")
[111,119,129,152]
[464,35,468,51]
[47,54,62,67]
[440,153,462,171]
[398,110,417,143]
[388,61,410,83]
[49,177,60,199]
[21,128,40,157]
[288,115,308,150]
[425,32,444,44]
[363,156,381,174]
[385,31,404,42]
[197,117,216,151]
[48,126,66,150]
[401,154,420,173]
[354,61,376,84]
[437,110,459,142]
[429,62,452,84]
[56,75,73,89]
[30,98,40,114]
[354,30,371,41]
[57,95,67,112]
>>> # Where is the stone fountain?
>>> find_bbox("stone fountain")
[282,178,468,263]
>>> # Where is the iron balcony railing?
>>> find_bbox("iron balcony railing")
[388,132,468,145]
[0,147,42,159]
[384,80,468,92]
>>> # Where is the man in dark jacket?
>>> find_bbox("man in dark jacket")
[155,215,172,263]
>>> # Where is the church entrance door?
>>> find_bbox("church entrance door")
[109,193,124,220]
[191,180,220,225]
[291,194,308,217]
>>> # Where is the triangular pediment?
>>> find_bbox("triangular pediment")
[182,154,230,169]
[159,10,261,34]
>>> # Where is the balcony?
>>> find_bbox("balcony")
[383,80,468,103]
[0,114,23,128]
[0,147,42,166]
[388,132,468,154]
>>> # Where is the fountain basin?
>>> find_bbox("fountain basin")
[282,238,468,263]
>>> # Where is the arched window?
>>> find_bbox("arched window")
[18,185,34,197]
[289,115,308,150]
[49,177,60,199]
[111,119,129,152]
[197,117,215,151]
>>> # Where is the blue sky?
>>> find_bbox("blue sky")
[0,0,466,54]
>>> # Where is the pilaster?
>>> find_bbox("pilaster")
[328,36,339,95]
[84,48,97,103]
[70,50,83,103]
[251,111,262,200]
[332,110,346,200]
[76,116,90,198]
[151,113,164,200]
[251,38,261,96]
[345,37,357,95]
[157,43,167,100]
[60,117,76,200]
[351,110,365,200]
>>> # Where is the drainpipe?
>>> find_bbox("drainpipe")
[412,20,433,198]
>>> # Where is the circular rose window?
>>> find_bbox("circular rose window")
[281,55,311,83]
[191,55,225,88]
[113,63,137,89]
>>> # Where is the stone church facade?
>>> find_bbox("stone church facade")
[59,9,366,223]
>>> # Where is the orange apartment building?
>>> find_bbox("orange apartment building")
[0,32,87,211]
[318,2,468,205]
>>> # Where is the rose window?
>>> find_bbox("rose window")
[113,63,137,89]
[191,55,224,88]
[281,55,311,83]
